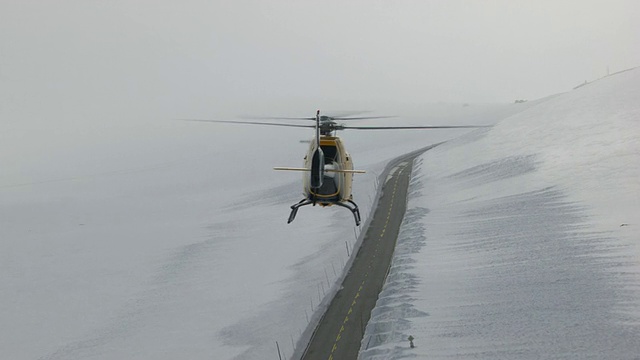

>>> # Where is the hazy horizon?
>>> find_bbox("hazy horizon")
[1,0,639,123]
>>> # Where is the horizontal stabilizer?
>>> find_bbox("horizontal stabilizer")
[273,167,310,172]
[328,169,366,174]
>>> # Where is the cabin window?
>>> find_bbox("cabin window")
[321,145,338,164]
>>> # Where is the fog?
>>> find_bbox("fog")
[2,1,639,119]
[2,2,639,359]
[3,1,638,186]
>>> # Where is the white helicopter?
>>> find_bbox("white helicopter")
[186,110,487,225]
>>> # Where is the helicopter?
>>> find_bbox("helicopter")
[185,110,487,226]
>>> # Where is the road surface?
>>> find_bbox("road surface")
[302,146,435,360]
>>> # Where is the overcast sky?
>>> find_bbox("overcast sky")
[1,0,639,120]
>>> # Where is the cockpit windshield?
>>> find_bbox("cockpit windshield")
[321,145,338,164]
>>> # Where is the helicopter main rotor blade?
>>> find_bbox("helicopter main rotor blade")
[329,116,395,121]
[180,119,315,129]
[340,125,492,130]
[241,116,316,121]
[241,113,394,121]
[239,115,394,121]
[273,167,366,174]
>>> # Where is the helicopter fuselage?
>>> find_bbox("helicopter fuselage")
[302,135,355,206]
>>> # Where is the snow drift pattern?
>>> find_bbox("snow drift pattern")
[360,68,640,359]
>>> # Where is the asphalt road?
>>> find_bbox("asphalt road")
[301,147,433,360]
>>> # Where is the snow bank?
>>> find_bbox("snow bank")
[360,68,640,359]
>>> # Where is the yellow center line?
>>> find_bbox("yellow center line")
[327,165,407,359]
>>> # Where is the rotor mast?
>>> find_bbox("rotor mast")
[316,110,321,143]
[309,110,325,191]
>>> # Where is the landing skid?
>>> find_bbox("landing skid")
[287,198,361,226]
[335,200,361,226]
[288,199,313,224]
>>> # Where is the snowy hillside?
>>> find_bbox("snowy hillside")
[2,1,638,359]
[1,97,531,359]
[360,68,640,359]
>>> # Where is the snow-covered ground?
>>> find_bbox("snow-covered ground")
[360,68,640,359]
[3,2,639,359]
[3,65,637,358]
[1,85,530,360]
[5,65,638,359]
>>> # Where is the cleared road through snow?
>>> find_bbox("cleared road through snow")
[302,145,437,360]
